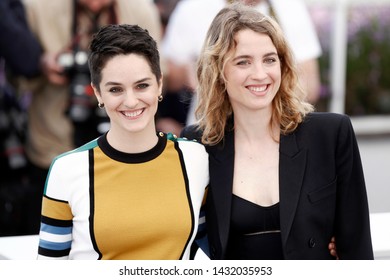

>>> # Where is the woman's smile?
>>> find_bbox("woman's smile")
[121,108,145,119]
[246,84,269,96]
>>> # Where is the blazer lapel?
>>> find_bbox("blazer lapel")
[279,132,307,247]
[207,130,235,251]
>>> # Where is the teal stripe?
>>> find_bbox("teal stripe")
[43,138,99,195]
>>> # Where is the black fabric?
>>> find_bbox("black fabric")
[226,195,283,260]
[182,113,374,260]
[157,89,192,126]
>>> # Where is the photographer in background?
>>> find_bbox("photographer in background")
[21,0,162,234]
[0,0,42,236]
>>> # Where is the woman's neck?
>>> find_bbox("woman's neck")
[233,109,279,143]
[106,128,159,154]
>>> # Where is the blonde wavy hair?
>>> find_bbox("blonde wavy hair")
[195,3,314,145]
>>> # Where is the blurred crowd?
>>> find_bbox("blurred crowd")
[0,0,322,236]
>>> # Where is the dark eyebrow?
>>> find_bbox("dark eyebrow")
[104,81,122,87]
[103,77,152,87]
[134,77,153,83]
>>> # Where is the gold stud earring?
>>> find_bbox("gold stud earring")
[158,94,163,102]
[98,102,104,108]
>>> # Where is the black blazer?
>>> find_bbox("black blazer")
[182,112,374,259]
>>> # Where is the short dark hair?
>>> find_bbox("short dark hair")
[88,24,161,91]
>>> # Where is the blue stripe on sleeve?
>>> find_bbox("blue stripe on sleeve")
[39,239,72,251]
[41,223,72,235]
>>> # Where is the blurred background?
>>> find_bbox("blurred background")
[305,0,390,214]
[301,0,390,259]
[0,0,389,259]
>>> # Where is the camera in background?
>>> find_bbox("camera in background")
[58,51,109,146]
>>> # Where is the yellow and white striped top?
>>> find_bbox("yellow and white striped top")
[38,132,209,260]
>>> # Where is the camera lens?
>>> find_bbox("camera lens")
[58,53,74,68]
[74,51,88,66]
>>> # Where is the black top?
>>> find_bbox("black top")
[226,194,284,260]
[182,113,374,259]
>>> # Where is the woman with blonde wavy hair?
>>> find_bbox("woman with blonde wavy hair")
[182,2,373,260]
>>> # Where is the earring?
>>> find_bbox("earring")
[158,94,163,102]
[98,102,104,108]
